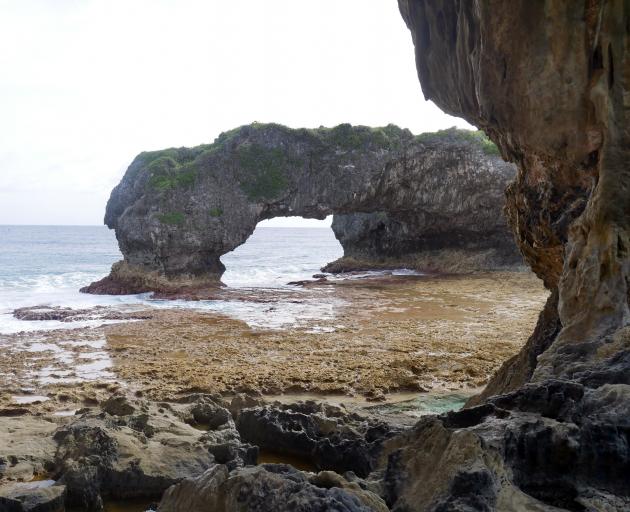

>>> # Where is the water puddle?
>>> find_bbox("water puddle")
[53,409,78,417]
[257,449,318,472]
[365,391,471,418]
[102,498,158,512]
[11,395,50,404]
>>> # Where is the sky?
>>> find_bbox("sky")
[0,0,472,227]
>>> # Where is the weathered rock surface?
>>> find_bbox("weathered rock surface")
[386,0,630,510]
[158,464,389,512]
[384,380,630,511]
[0,394,259,511]
[12,306,152,323]
[324,208,522,274]
[84,124,519,294]
[1,395,404,512]
[0,482,66,512]
[236,401,403,478]
[399,0,629,349]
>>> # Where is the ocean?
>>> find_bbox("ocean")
[0,225,345,334]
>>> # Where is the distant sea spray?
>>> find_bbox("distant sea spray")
[0,225,343,334]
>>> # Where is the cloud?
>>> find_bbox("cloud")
[0,0,472,225]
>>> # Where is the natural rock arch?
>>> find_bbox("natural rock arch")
[84,124,521,294]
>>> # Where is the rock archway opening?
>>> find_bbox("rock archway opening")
[220,216,342,288]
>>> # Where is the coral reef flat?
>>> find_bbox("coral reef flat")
[0,272,546,414]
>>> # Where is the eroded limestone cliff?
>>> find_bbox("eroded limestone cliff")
[385,1,630,510]
[85,124,519,294]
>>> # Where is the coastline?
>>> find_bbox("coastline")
[0,271,547,416]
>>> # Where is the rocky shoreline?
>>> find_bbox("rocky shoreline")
[0,391,409,512]
[0,271,547,510]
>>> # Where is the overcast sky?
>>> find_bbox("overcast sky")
[0,0,471,227]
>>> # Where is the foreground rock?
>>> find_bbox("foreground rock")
[12,306,152,323]
[0,394,403,512]
[84,124,519,295]
[0,394,258,511]
[158,465,388,512]
[236,401,404,478]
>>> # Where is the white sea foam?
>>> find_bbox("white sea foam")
[0,225,420,334]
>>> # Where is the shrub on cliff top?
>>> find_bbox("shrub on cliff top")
[237,143,289,201]
[130,122,414,197]
[416,127,500,156]
[148,159,197,191]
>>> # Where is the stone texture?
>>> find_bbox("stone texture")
[157,464,388,512]
[49,395,255,511]
[235,401,403,478]
[399,0,630,354]
[0,483,66,512]
[384,1,630,510]
[84,124,520,294]
[383,380,630,511]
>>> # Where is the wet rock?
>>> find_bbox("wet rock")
[158,464,388,512]
[101,395,135,416]
[85,124,519,295]
[12,307,82,322]
[48,398,255,510]
[0,408,31,417]
[0,482,66,512]
[236,401,403,478]
[188,402,231,430]
[11,306,153,323]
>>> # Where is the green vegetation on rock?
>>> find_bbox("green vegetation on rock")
[128,122,415,199]
[209,207,223,217]
[149,165,197,191]
[416,127,500,156]
[157,211,186,226]
[237,144,289,201]
[135,147,212,192]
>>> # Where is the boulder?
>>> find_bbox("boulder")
[236,401,403,478]
[157,464,388,512]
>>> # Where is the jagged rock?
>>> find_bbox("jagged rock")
[12,307,80,322]
[188,402,231,430]
[101,395,135,416]
[84,124,519,295]
[235,401,403,478]
[0,482,66,512]
[49,396,254,510]
[157,464,388,512]
[11,306,153,323]
[383,382,630,510]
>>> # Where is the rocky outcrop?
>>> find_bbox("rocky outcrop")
[383,0,630,510]
[158,465,388,512]
[0,394,258,511]
[0,394,400,512]
[383,380,630,511]
[84,124,520,294]
[235,401,403,478]
[324,208,523,274]
[399,0,629,345]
